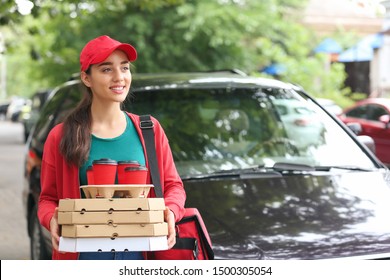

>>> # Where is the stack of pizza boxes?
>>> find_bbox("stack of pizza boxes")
[58,185,168,253]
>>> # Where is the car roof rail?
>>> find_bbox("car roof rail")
[68,70,247,80]
[204,69,247,76]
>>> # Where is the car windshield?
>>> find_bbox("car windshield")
[127,86,376,177]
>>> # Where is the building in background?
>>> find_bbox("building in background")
[302,0,390,97]
[371,1,390,97]
[303,0,384,36]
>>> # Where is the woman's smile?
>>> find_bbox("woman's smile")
[110,85,126,94]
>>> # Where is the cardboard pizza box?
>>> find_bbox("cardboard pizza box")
[61,222,168,238]
[58,198,165,212]
[59,236,168,252]
[58,210,164,225]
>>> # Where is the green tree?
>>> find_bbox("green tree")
[0,0,185,98]
[1,0,348,103]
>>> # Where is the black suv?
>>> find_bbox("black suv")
[23,71,390,260]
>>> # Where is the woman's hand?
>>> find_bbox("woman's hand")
[164,207,176,249]
[49,207,60,251]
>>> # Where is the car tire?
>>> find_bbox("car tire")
[30,205,51,260]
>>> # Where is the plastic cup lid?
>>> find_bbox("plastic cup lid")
[118,160,140,165]
[92,158,118,165]
[124,166,148,171]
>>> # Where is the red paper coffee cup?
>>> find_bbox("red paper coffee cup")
[92,158,118,185]
[120,166,148,185]
[117,160,140,185]
[86,165,94,185]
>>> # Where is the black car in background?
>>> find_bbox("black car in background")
[0,100,10,119]
[23,71,390,260]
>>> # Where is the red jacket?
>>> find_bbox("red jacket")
[38,113,186,260]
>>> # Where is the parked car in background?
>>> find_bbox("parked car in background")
[23,71,390,260]
[273,99,325,149]
[5,97,28,122]
[0,100,10,120]
[19,89,52,142]
[338,98,390,166]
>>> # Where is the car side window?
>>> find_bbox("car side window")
[31,82,82,156]
[52,84,83,125]
[346,105,368,119]
[368,105,388,121]
[32,87,68,154]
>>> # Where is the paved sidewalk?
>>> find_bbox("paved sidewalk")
[0,121,30,260]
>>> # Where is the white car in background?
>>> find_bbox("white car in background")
[274,99,325,148]
[6,97,29,122]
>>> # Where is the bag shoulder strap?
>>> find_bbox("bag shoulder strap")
[139,115,163,198]
[140,116,214,259]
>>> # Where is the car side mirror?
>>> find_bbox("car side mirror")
[357,135,376,155]
[379,115,390,129]
[346,122,362,135]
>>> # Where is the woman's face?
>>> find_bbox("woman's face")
[81,50,132,104]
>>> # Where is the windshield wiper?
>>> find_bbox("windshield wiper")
[314,165,373,172]
[181,163,373,181]
[181,167,282,181]
[268,162,373,173]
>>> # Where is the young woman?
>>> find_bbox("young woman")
[38,35,186,260]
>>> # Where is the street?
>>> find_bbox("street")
[0,120,30,260]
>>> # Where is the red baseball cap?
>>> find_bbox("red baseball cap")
[80,35,137,71]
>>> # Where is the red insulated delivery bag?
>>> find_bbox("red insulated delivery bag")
[148,208,214,260]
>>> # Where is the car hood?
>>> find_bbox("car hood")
[183,170,390,259]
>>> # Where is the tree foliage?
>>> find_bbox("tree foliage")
[1,0,347,102]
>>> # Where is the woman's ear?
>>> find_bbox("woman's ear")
[80,71,91,87]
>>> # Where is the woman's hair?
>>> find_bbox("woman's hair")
[60,70,93,167]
